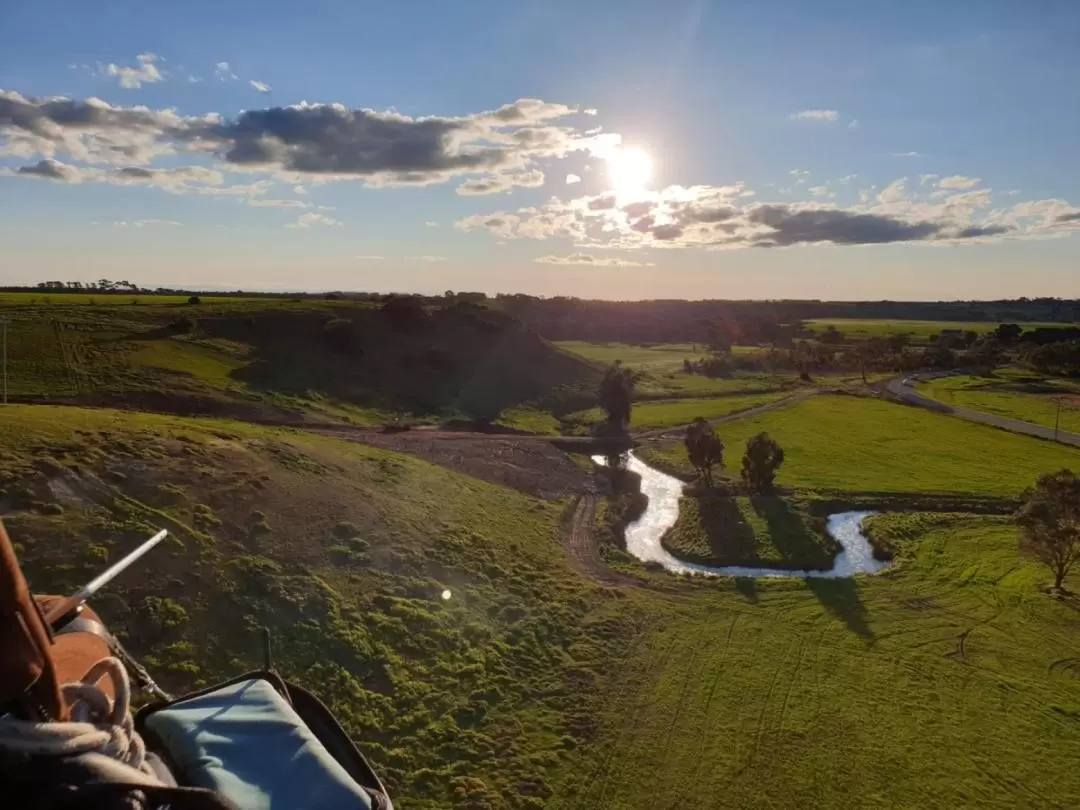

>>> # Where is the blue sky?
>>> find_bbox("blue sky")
[2,0,1078,299]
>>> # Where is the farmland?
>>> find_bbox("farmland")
[637,394,1080,497]
[6,308,1080,809]
[805,318,1071,342]
[919,369,1080,435]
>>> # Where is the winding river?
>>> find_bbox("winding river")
[595,452,890,579]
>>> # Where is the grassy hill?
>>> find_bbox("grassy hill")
[2,404,640,809]
[0,295,600,428]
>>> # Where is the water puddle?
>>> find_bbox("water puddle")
[594,452,889,579]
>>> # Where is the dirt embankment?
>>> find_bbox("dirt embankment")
[338,430,596,500]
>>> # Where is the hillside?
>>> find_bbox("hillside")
[0,294,600,427]
[2,404,639,809]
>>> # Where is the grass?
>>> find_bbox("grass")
[0,299,598,425]
[564,392,787,432]
[638,394,1080,497]
[557,512,1080,809]
[920,368,1080,435]
[2,404,641,809]
[555,341,710,373]
[661,494,837,569]
[806,318,1071,341]
[495,405,563,434]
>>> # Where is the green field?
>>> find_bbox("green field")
[806,318,1071,341]
[638,394,1080,496]
[565,392,787,432]
[0,298,599,427]
[8,312,1080,807]
[557,512,1080,808]
[661,494,837,569]
[920,369,1080,435]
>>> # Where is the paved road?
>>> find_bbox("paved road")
[885,376,1080,449]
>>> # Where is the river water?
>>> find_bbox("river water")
[595,452,890,579]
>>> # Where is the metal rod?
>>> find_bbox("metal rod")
[44,529,168,626]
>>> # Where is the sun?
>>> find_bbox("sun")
[606,147,652,193]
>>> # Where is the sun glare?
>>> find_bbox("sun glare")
[606,147,652,194]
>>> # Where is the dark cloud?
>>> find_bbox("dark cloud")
[456,170,544,196]
[587,194,616,210]
[1,91,592,188]
[746,204,941,246]
[1056,211,1080,223]
[954,224,1011,238]
[16,159,80,181]
[621,200,654,218]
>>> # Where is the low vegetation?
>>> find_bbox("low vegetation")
[661,494,836,569]
[920,368,1080,434]
[2,404,642,809]
[638,395,1080,497]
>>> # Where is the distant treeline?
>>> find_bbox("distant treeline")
[6,283,1080,342]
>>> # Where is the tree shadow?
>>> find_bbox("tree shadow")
[806,577,874,639]
[749,495,833,569]
[732,576,758,603]
[697,495,756,564]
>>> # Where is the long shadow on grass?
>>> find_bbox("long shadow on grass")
[806,577,873,639]
[697,496,756,564]
[750,496,834,569]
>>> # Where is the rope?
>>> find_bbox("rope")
[0,656,155,778]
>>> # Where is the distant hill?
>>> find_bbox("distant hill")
[0,294,601,426]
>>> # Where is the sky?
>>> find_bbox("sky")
[2,0,1079,301]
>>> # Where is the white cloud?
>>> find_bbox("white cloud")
[583,108,598,116]
[937,175,980,190]
[424,220,438,228]
[407,255,448,262]
[292,185,308,195]
[808,186,833,198]
[877,178,907,204]
[919,174,939,186]
[215,62,238,80]
[789,109,839,122]
[113,218,181,227]
[836,174,857,184]
[102,53,163,89]
[789,168,809,182]
[356,255,384,260]
[246,198,310,208]
[535,253,654,267]
[888,151,921,157]
[188,76,204,84]
[455,178,1074,251]
[286,212,342,228]
[566,173,581,185]
[848,119,859,129]
[249,80,271,93]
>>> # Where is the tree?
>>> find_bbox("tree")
[1017,469,1080,591]
[684,417,724,487]
[741,432,784,493]
[598,361,635,431]
[819,325,845,345]
[187,295,201,305]
[993,322,1023,346]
